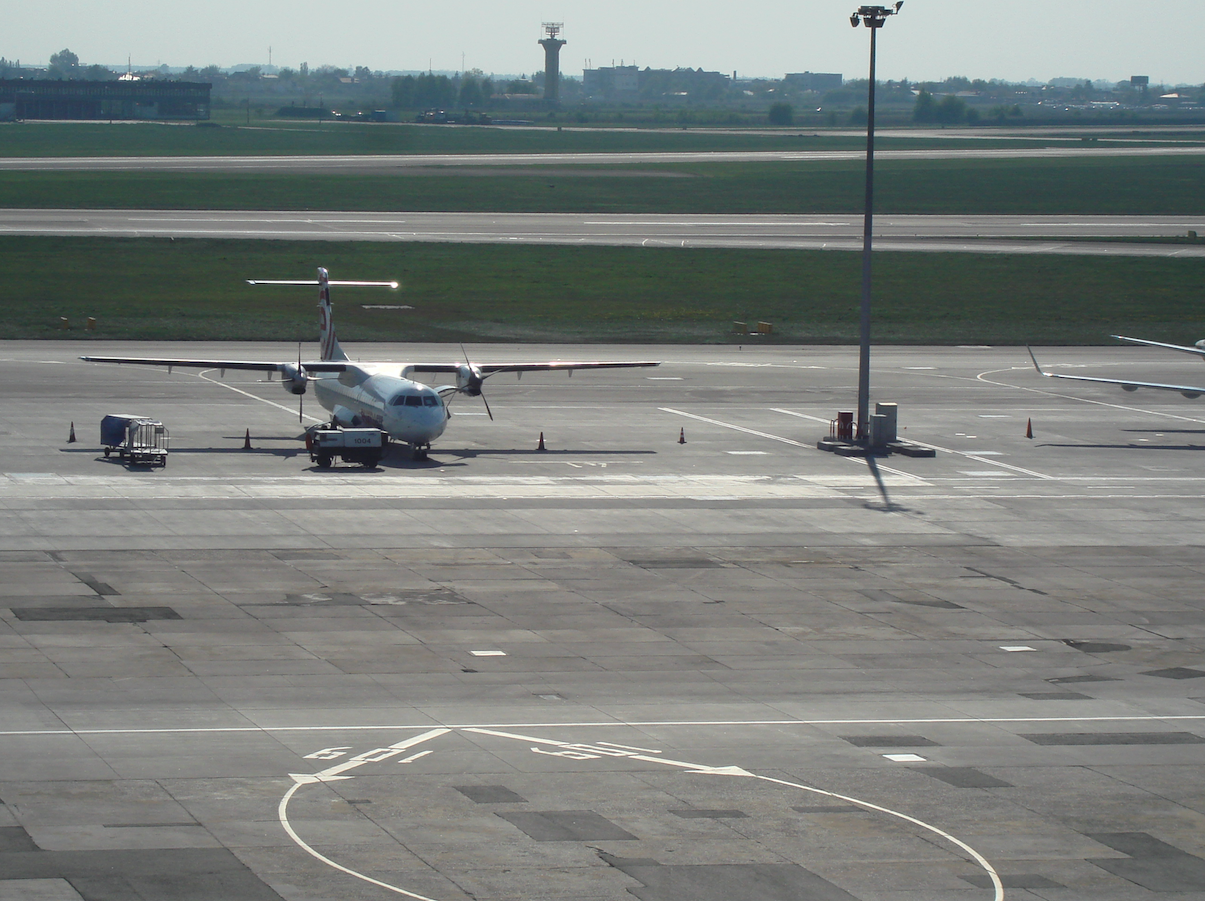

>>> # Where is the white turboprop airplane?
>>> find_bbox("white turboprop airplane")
[1028,336,1205,399]
[81,268,660,459]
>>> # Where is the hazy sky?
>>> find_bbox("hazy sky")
[8,1,1204,85]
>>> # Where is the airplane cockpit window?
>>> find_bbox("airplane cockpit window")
[392,392,441,408]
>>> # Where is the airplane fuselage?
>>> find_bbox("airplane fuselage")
[313,363,448,447]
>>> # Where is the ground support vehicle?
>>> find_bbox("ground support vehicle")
[100,414,169,467]
[306,426,385,468]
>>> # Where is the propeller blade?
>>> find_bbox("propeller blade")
[481,392,494,421]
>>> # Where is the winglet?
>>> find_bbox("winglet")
[1026,346,1050,377]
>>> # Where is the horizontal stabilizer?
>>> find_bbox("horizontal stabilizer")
[247,279,399,289]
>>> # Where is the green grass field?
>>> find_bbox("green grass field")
[0,119,1138,158]
[9,236,1203,345]
[4,155,1204,214]
[3,122,1202,346]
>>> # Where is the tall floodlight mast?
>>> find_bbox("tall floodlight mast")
[539,22,567,103]
[849,2,902,442]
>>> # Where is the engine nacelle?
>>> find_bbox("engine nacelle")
[456,363,485,397]
[280,363,308,395]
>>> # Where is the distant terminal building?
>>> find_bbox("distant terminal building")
[783,72,843,91]
[582,65,640,99]
[582,66,729,102]
[0,79,210,121]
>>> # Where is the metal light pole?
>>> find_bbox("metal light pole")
[850,2,901,442]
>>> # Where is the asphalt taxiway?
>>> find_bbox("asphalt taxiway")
[3,342,1205,900]
[4,144,1205,173]
[3,210,1204,258]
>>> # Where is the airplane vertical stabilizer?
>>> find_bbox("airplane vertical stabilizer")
[317,268,349,362]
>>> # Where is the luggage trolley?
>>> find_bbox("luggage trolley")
[101,414,169,467]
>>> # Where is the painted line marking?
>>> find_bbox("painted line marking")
[884,753,928,762]
[597,741,663,754]
[662,406,926,483]
[6,713,1205,739]
[279,728,450,900]
[198,370,324,423]
[977,367,1205,426]
[907,438,1057,480]
[1001,646,1037,652]
[277,725,1008,899]
[470,650,507,657]
[768,407,1056,481]
[463,727,1001,901]
[660,407,815,449]
[747,769,1003,901]
[767,408,930,482]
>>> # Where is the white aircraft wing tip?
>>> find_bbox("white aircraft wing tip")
[1026,346,1050,376]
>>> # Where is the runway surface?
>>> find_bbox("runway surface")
[3,342,1205,900]
[3,145,1205,173]
[4,209,1204,257]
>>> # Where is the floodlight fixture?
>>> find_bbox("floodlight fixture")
[851,3,903,29]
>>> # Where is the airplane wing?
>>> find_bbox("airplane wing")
[1113,335,1205,357]
[407,361,661,375]
[80,355,348,373]
[1026,347,1205,398]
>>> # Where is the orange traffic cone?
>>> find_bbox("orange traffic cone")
[678,427,686,444]
[243,428,252,449]
[68,422,76,443]
[537,431,546,451]
[1025,418,1033,439]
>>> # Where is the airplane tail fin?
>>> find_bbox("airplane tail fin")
[316,268,347,362]
[246,269,399,362]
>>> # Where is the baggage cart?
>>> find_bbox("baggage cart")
[101,414,169,467]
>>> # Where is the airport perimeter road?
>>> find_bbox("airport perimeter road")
[3,144,1205,172]
[4,343,1205,900]
[3,209,1204,257]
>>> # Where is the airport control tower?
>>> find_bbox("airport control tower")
[539,22,566,103]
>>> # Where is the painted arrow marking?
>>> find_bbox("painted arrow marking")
[467,726,756,775]
[278,728,451,901]
[465,726,999,900]
[288,773,354,785]
[281,725,1003,901]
